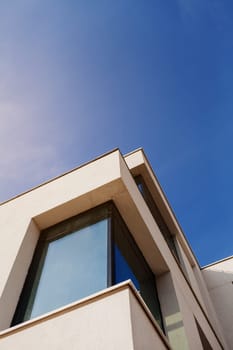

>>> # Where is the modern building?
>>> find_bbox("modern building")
[0,148,232,349]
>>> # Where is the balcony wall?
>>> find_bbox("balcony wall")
[0,283,170,350]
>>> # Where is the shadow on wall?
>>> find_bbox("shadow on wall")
[0,220,39,331]
[203,267,233,291]
[202,266,233,349]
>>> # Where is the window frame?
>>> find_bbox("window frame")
[12,201,164,331]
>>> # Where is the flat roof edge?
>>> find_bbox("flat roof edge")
[201,255,233,270]
[125,148,201,269]
[123,147,144,157]
[0,148,120,207]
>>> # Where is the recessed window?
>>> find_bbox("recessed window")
[135,176,179,262]
[12,202,163,331]
[25,219,108,321]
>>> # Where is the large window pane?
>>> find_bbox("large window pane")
[112,206,164,330]
[24,219,108,321]
[12,202,164,333]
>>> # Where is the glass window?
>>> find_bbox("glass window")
[24,220,108,321]
[12,202,164,332]
[12,205,109,324]
[112,206,164,330]
[114,245,140,290]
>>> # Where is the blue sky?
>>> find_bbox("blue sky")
[1,0,233,266]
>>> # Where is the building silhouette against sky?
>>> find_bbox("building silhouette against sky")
[0,148,232,349]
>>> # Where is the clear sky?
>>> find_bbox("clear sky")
[1,0,233,266]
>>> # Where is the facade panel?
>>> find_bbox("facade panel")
[0,148,230,349]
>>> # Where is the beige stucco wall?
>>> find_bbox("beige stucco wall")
[202,257,233,349]
[0,151,124,330]
[125,150,227,349]
[0,283,170,350]
[175,240,206,311]
[157,272,189,350]
[129,288,170,350]
[0,148,228,349]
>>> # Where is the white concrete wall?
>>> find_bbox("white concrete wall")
[0,150,123,329]
[0,284,170,350]
[0,148,228,349]
[175,240,205,310]
[123,150,227,349]
[192,265,226,344]
[157,272,189,350]
[129,285,170,349]
[202,257,233,349]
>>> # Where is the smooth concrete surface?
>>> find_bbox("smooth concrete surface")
[157,272,188,350]
[192,265,226,345]
[0,150,125,330]
[0,283,170,350]
[0,148,228,349]
[157,272,189,350]
[124,151,227,348]
[202,257,233,349]
[0,149,168,328]
[176,240,206,312]
[0,220,40,330]
[125,149,196,268]
[173,272,226,350]
[129,290,170,350]
[174,286,204,350]
[125,149,227,349]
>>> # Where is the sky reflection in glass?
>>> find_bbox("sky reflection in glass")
[114,245,140,290]
[26,219,108,320]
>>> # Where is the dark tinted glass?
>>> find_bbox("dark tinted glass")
[135,176,179,262]
[114,244,140,290]
[112,206,164,330]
